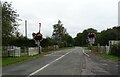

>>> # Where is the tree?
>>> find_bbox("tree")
[74,33,83,46]
[62,34,74,47]
[40,37,54,47]
[2,2,20,46]
[74,28,97,46]
[74,26,120,46]
[52,20,67,47]
[98,26,120,46]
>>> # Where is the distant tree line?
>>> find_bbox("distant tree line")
[74,26,120,46]
[2,1,120,48]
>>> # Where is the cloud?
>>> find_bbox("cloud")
[4,0,119,38]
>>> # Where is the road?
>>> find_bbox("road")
[2,47,120,76]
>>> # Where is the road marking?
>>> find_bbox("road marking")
[29,64,50,76]
[28,50,72,76]
[44,51,62,56]
[82,50,90,57]
[45,55,62,56]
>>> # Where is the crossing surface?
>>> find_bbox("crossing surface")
[2,47,119,76]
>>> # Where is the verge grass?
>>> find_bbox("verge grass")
[99,53,120,61]
[2,53,46,67]
[90,47,120,62]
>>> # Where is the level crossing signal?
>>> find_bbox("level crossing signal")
[87,32,96,45]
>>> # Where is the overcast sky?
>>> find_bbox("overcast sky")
[3,0,120,38]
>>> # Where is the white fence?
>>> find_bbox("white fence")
[98,46,110,54]
[3,46,21,57]
[2,46,42,57]
[109,40,120,46]
[28,47,39,56]
[97,40,120,54]
[8,46,21,57]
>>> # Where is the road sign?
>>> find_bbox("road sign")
[88,32,96,46]
[34,32,42,41]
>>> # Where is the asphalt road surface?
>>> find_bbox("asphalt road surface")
[2,47,120,76]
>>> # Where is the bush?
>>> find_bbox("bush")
[59,42,66,48]
[88,45,92,50]
[110,43,120,57]
[42,46,55,52]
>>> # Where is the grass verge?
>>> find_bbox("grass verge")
[93,51,120,62]
[86,46,120,62]
[2,53,47,67]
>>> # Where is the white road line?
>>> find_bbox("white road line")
[28,50,72,76]
[29,64,50,76]
[45,55,63,56]
[44,51,62,56]
[82,50,90,57]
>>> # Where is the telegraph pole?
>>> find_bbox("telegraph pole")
[25,20,27,38]
[39,23,41,32]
